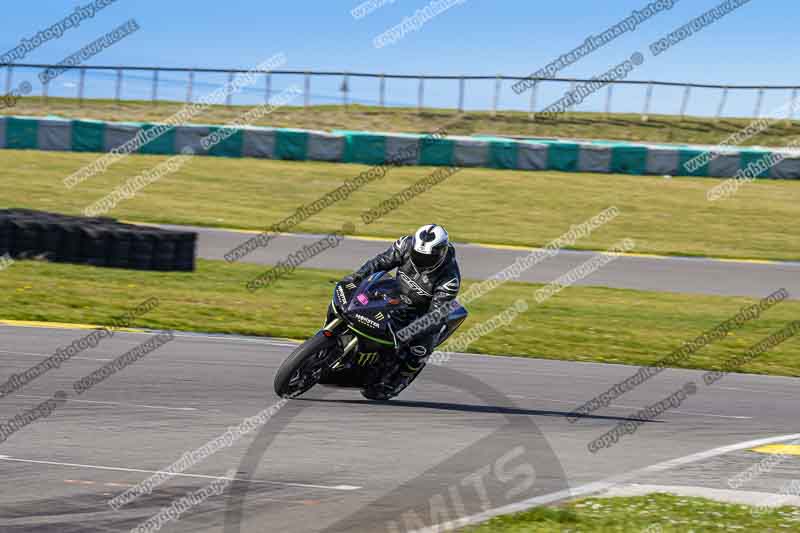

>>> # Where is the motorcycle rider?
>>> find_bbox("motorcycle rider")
[339,224,461,397]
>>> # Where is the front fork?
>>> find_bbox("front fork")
[323,304,396,372]
[322,313,360,370]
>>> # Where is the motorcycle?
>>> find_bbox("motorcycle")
[273,271,468,400]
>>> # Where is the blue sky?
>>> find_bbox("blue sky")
[2,0,796,117]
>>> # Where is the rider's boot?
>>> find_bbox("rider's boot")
[378,348,427,395]
[362,353,425,400]
[362,336,433,400]
[393,357,424,389]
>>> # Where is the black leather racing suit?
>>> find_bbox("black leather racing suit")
[351,235,461,364]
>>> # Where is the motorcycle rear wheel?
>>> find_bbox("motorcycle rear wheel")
[361,365,423,401]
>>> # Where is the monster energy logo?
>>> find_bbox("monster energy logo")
[354,314,381,329]
[336,286,347,306]
[357,352,380,365]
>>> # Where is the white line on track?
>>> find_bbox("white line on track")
[164,331,298,347]
[0,351,277,367]
[16,394,198,412]
[715,385,796,396]
[0,325,298,348]
[602,483,800,508]
[667,411,751,420]
[0,455,361,492]
[0,350,112,362]
[507,394,751,420]
[410,433,800,533]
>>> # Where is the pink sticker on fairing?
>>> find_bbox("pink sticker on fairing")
[357,293,369,305]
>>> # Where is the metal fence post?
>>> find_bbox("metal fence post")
[186,70,195,103]
[115,68,123,104]
[568,81,577,111]
[78,69,86,107]
[715,86,729,122]
[341,73,349,108]
[265,72,272,104]
[379,74,385,107]
[492,75,501,117]
[226,71,234,106]
[151,70,159,105]
[417,76,424,113]
[789,88,799,124]
[304,72,310,108]
[528,80,537,120]
[679,85,691,118]
[605,84,614,116]
[42,78,49,105]
[753,88,765,119]
[458,76,464,113]
[642,82,653,121]
[4,66,11,95]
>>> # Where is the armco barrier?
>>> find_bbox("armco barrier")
[0,116,799,179]
[0,209,196,271]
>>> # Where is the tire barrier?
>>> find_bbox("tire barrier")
[1,116,798,180]
[0,209,196,271]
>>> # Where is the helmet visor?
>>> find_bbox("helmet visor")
[411,246,445,270]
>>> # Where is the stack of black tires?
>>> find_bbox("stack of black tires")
[0,209,196,271]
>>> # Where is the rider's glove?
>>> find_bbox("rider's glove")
[341,273,362,286]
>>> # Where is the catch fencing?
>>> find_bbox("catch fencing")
[2,62,800,121]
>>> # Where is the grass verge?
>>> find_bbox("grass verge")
[2,259,800,377]
[5,97,800,147]
[462,493,800,532]
[2,150,799,261]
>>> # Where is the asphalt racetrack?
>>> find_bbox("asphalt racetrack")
[2,325,800,532]
[161,224,800,300]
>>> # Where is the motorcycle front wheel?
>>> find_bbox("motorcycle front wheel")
[274,333,338,398]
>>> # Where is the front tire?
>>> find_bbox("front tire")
[274,333,337,398]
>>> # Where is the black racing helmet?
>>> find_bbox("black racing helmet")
[410,224,449,271]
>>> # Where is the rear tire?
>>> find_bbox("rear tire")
[361,384,394,401]
[361,365,424,401]
[274,333,337,398]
